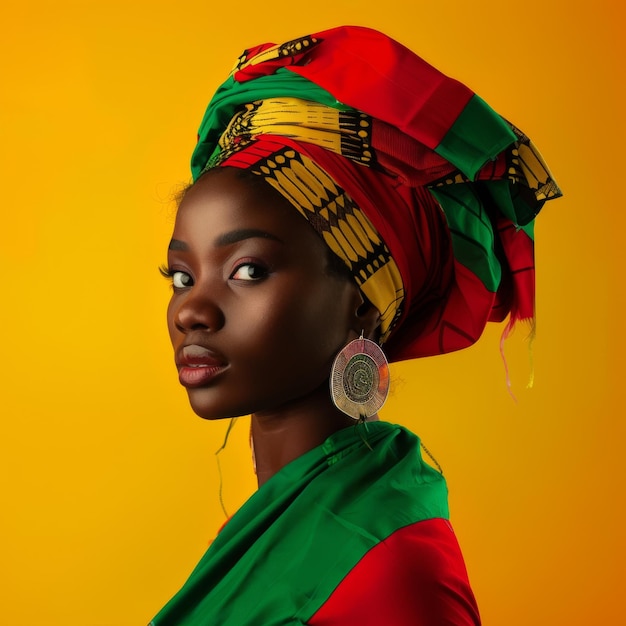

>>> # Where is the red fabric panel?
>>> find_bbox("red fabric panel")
[496,217,535,323]
[233,27,473,148]
[287,26,474,148]
[308,518,481,626]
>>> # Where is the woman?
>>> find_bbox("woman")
[151,26,561,625]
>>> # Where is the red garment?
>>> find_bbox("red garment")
[309,518,480,625]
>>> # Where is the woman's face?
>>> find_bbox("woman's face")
[165,168,363,420]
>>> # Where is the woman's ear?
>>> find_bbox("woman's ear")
[355,298,382,342]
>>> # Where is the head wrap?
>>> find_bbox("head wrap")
[190,25,562,362]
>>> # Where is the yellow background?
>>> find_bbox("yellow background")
[1,1,624,624]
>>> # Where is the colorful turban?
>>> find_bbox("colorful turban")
[190,25,562,362]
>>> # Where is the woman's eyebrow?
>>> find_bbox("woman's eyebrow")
[214,228,284,247]
[168,239,188,251]
[168,229,283,251]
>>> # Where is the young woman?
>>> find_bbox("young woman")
[151,25,561,625]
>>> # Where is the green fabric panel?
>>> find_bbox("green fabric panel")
[150,422,448,625]
[520,220,534,240]
[191,69,351,180]
[479,179,540,232]
[435,95,516,180]
[429,184,501,292]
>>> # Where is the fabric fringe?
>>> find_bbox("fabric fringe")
[499,315,537,399]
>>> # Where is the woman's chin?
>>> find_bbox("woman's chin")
[186,395,249,421]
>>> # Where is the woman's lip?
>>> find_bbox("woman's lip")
[180,344,224,365]
[176,344,227,388]
[178,364,226,388]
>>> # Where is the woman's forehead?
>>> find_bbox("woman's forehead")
[173,168,323,248]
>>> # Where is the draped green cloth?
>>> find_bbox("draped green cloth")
[150,422,449,625]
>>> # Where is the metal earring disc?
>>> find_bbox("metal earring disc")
[330,336,390,420]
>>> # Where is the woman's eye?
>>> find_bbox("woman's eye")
[159,265,193,289]
[231,263,267,281]
[172,271,193,289]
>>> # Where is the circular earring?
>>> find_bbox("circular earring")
[330,333,390,420]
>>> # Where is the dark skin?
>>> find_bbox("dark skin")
[165,168,381,486]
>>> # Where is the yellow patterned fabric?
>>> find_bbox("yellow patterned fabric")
[214,98,375,167]
[258,147,403,340]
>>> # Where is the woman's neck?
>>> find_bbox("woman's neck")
[250,383,357,487]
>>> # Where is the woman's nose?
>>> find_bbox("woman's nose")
[171,286,225,333]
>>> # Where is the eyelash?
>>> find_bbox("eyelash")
[159,264,179,283]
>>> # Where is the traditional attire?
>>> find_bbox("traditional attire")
[152,25,561,624]
[150,422,480,625]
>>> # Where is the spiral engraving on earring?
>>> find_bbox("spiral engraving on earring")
[343,354,378,403]
[330,336,390,420]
